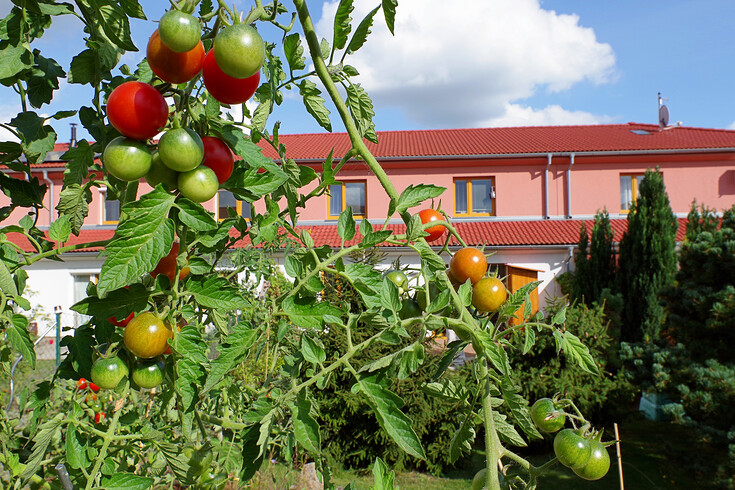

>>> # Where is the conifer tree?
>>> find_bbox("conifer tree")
[572,222,592,304]
[572,210,616,305]
[617,169,678,342]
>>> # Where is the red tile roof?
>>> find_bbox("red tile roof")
[260,124,735,160]
[8,218,687,254]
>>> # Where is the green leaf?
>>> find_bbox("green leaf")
[0,42,33,80]
[346,82,377,143]
[10,111,56,164]
[493,411,527,447]
[26,52,65,108]
[95,0,137,51]
[354,373,426,460]
[202,326,258,395]
[556,330,599,375]
[380,278,401,313]
[347,6,379,54]
[6,314,35,368]
[458,279,472,307]
[175,198,217,231]
[414,241,447,277]
[500,378,542,441]
[389,184,445,217]
[188,276,251,310]
[97,188,176,296]
[173,324,208,435]
[449,412,476,463]
[56,184,90,236]
[337,206,356,241]
[48,215,71,243]
[332,0,354,51]
[65,426,90,470]
[371,457,396,490]
[301,333,326,364]
[101,473,155,490]
[344,262,383,308]
[299,80,332,132]
[283,33,305,71]
[382,0,398,35]
[0,259,18,296]
[61,140,95,186]
[421,380,462,402]
[282,295,342,329]
[71,283,148,322]
[118,0,146,20]
[360,229,392,248]
[293,392,321,454]
[474,329,510,375]
[68,49,99,85]
[21,413,64,481]
[522,325,536,355]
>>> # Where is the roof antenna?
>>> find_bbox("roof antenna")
[70,123,77,147]
[658,92,669,131]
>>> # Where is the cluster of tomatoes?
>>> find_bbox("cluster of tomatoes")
[76,378,106,423]
[530,397,611,481]
[88,243,189,393]
[417,209,508,313]
[102,7,265,203]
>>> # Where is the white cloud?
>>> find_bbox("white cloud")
[728,121,735,130]
[483,103,615,127]
[315,0,616,128]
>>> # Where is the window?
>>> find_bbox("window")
[217,190,251,220]
[101,189,120,224]
[73,274,98,327]
[620,173,645,212]
[454,178,495,216]
[328,181,366,218]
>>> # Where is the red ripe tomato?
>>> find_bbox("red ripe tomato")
[108,312,134,328]
[201,136,234,184]
[76,378,87,390]
[202,49,260,105]
[151,242,190,283]
[94,412,106,424]
[106,81,168,140]
[449,247,487,285]
[418,209,446,242]
[472,277,507,312]
[147,29,205,84]
[88,382,100,393]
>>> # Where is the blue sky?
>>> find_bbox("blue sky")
[2,0,735,143]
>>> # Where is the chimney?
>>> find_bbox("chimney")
[70,123,77,147]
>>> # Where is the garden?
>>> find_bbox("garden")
[0,1,734,489]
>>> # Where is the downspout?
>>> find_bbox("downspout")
[544,153,552,219]
[566,153,574,219]
[42,170,54,223]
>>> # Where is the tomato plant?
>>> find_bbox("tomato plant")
[106,81,169,140]
[201,135,234,184]
[157,10,201,53]
[418,208,446,242]
[399,298,422,319]
[472,277,507,312]
[529,398,566,433]
[147,29,205,84]
[202,49,260,105]
[178,165,219,202]
[158,128,205,172]
[151,242,190,283]
[102,137,153,181]
[124,312,172,359]
[573,438,610,481]
[213,23,265,79]
[131,358,165,389]
[90,356,129,390]
[554,429,591,469]
[449,247,487,285]
[108,312,134,328]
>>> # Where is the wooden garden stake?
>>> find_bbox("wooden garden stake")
[614,422,625,490]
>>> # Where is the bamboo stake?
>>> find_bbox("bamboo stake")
[614,422,625,490]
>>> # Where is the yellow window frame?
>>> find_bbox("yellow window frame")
[101,189,120,225]
[453,177,495,217]
[620,173,645,213]
[327,181,367,220]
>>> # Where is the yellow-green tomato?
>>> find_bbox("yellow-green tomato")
[177,166,219,203]
[103,137,152,181]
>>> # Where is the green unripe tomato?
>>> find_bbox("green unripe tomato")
[178,166,219,203]
[131,358,165,389]
[384,270,409,295]
[398,298,422,320]
[90,356,129,390]
[530,398,566,433]
[158,128,204,172]
[573,439,611,480]
[103,137,152,181]
[554,429,591,469]
[213,24,265,79]
[158,10,201,53]
[146,151,179,190]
